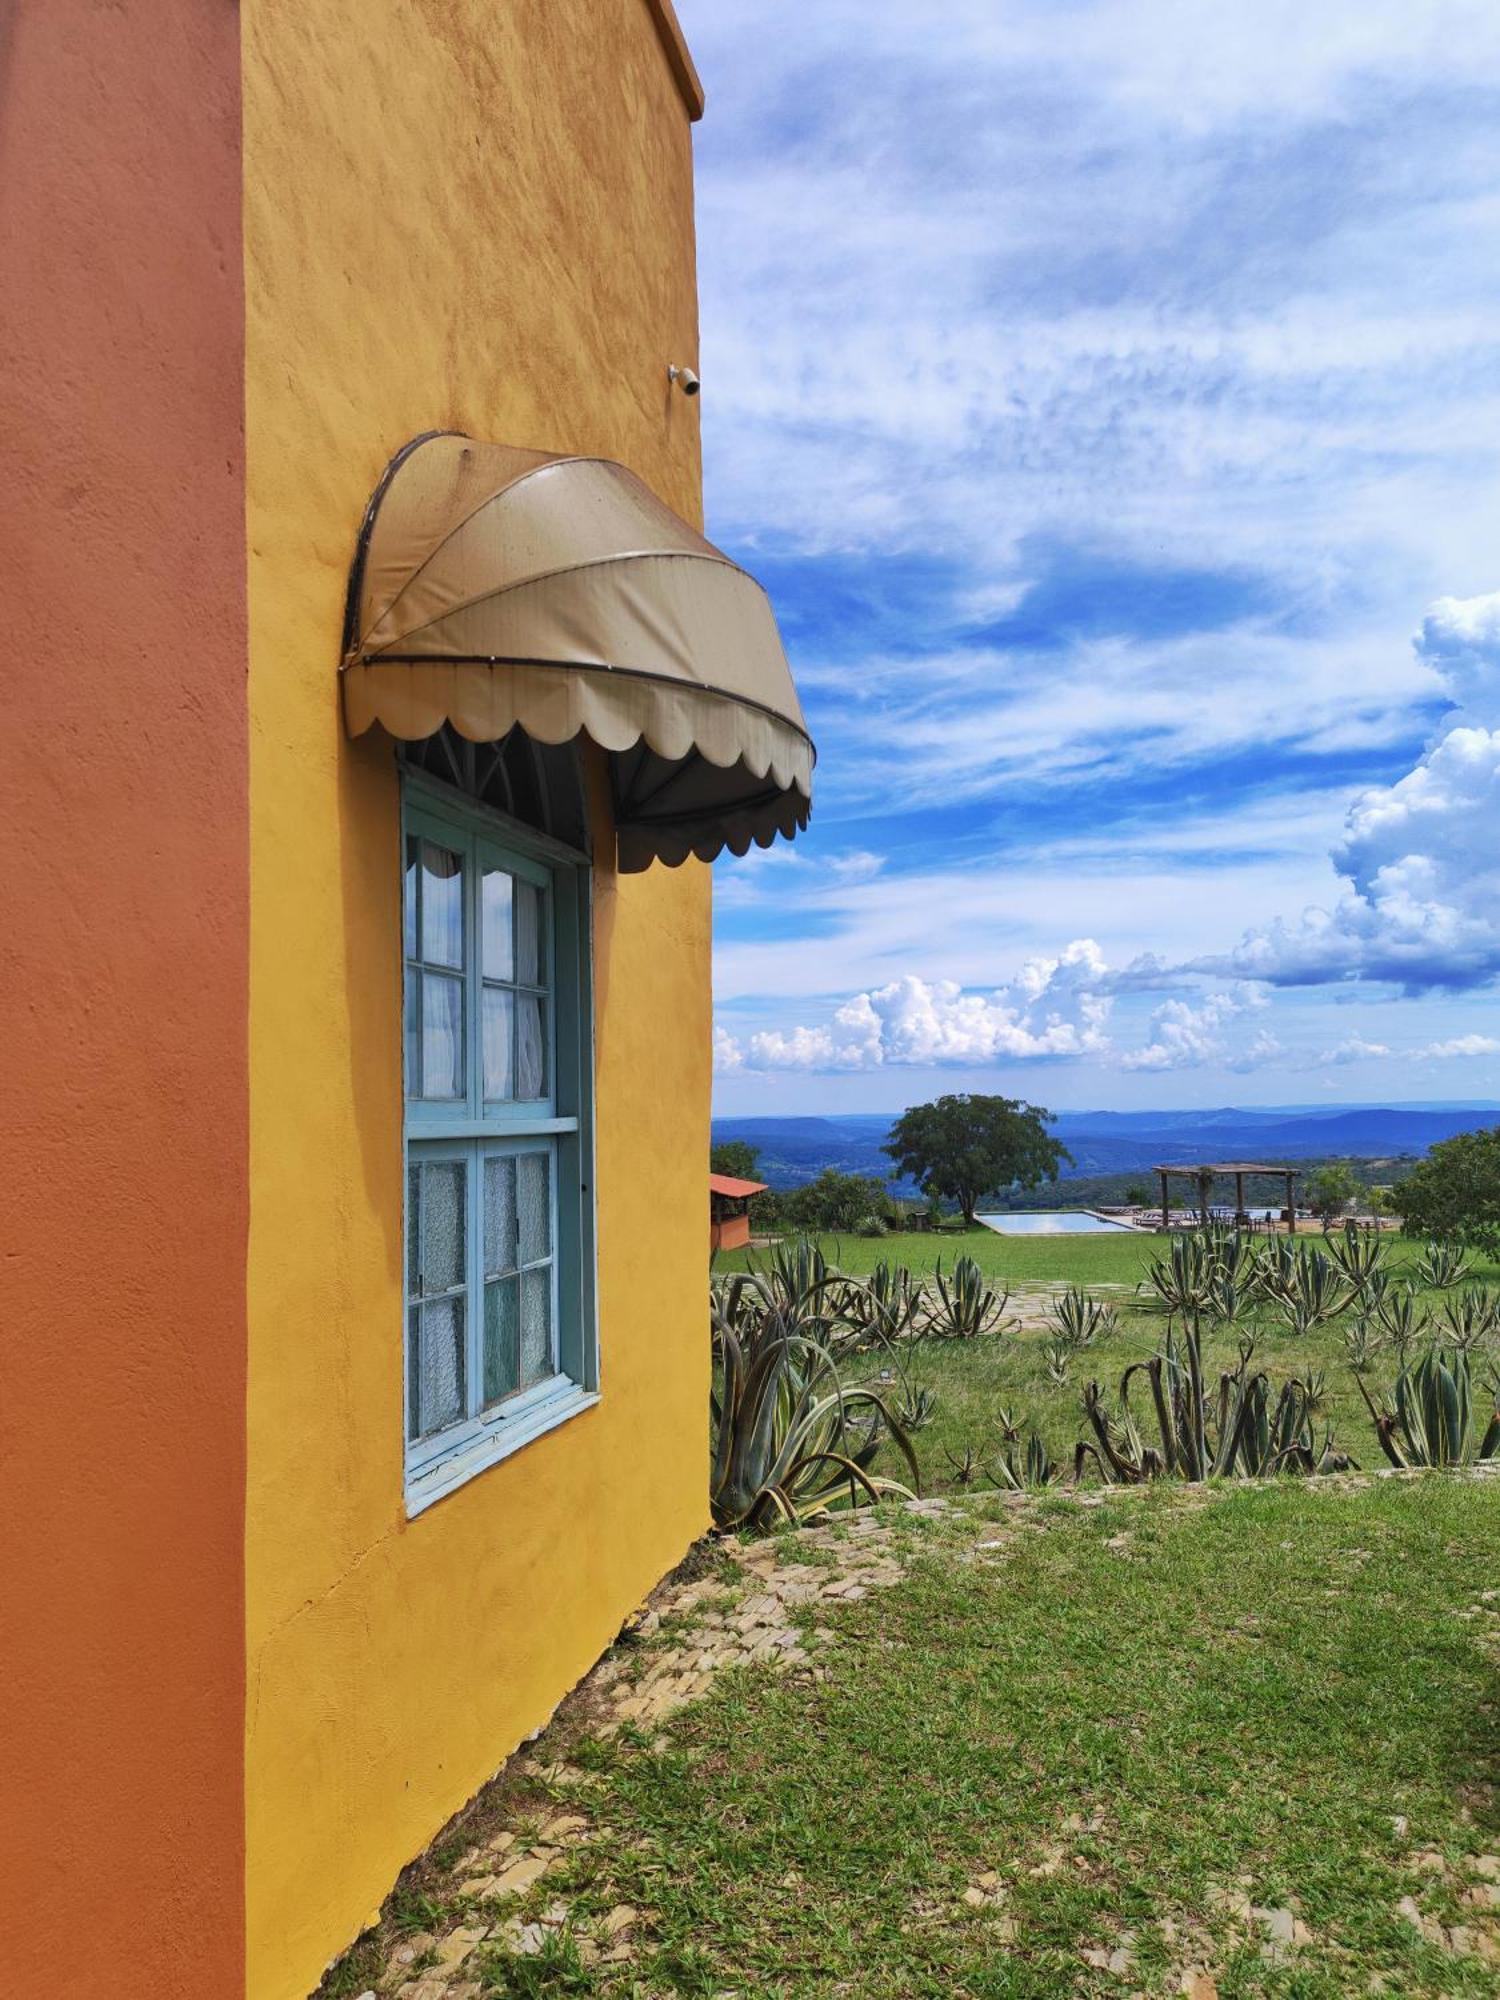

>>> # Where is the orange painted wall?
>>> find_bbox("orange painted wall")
[0,5,249,1991]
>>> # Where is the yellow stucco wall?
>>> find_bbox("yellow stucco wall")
[241,6,710,1993]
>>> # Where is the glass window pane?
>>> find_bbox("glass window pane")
[516,994,547,1100]
[518,1150,551,1264]
[414,1295,465,1437]
[416,1159,465,1293]
[521,1269,553,1386]
[482,866,514,982]
[484,1154,518,1275]
[420,841,464,969]
[404,966,422,1098]
[404,835,419,960]
[482,986,514,1101]
[483,1278,520,1405]
[406,1165,419,1295]
[516,880,545,987]
[421,971,464,1100]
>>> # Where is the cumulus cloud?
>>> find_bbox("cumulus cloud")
[1321,1036,1392,1065]
[1204,593,1500,992]
[714,943,1113,1074]
[1419,1034,1500,1058]
[1119,987,1267,1073]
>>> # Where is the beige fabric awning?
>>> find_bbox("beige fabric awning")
[341,432,814,870]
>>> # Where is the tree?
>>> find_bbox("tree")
[1305,1160,1361,1223]
[781,1168,890,1233]
[1393,1126,1500,1255]
[883,1094,1071,1226]
[710,1139,762,1182]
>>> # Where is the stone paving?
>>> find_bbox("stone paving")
[347,1506,921,1997]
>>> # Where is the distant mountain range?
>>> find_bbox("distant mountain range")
[711,1103,1500,1194]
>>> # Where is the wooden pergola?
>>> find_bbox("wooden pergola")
[1155,1161,1299,1233]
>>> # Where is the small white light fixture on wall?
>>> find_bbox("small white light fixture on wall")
[668,363,701,397]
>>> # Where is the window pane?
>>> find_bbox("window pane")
[420,841,464,968]
[415,1158,465,1294]
[482,986,514,1101]
[482,866,514,982]
[404,835,419,960]
[407,1166,420,1294]
[518,1150,551,1264]
[483,1277,520,1405]
[420,971,464,1100]
[484,1154,518,1275]
[404,966,422,1098]
[516,994,547,1100]
[516,880,545,987]
[413,1295,465,1437]
[521,1269,553,1385]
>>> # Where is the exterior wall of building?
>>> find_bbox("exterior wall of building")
[0,5,250,1991]
[711,1211,753,1253]
[241,5,712,1993]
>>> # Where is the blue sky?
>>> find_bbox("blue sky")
[676,0,1500,1115]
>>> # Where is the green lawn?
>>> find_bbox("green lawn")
[331,1474,1500,1998]
[717,1227,1500,1498]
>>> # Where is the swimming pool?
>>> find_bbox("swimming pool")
[977,1210,1139,1235]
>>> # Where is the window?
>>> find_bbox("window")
[402,770,595,1513]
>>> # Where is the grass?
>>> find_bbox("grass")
[584,1478,1500,1997]
[347,1474,1500,1997]
[716,1227,1500,1497]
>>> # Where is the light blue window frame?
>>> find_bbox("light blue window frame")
[402,768,597,1515]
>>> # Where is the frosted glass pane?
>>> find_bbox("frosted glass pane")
[404,967,421,1097]
[516,994,547,1099]
[518,1150,551,1264]
[484,1154,518,1275]
[483,1278,519,1405]
[404,835,419,959]
[421,971,463,1099]
[482,986,514,1100]
[521,1269,553,1385]
[421,841,463,968]
[417,1158,465,1293]
[415,1295,464,1436]
[516,881,545,986]
[482,866,514,982]
[406,1166,419,1294]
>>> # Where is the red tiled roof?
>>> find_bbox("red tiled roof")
[709,1173,768,1198]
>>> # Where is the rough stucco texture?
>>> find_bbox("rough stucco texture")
[0,3,249,1990]
[241,3,711,1992]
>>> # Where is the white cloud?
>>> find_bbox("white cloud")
[1321,1036,1393,1065]
[1207,593,1500,991]
[717,945,1113,1074]
[1419,1034,1500,1058]
[712,1025,744,1075]
[1119,987,1266,1073]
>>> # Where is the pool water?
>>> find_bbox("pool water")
[977,1210,1139,1235]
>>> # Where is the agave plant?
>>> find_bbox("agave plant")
[1328,1221,1388,1297]
[1268,1244,1355,1337]
[837,1257,927,1349]
[1042,1339,1073,1387]
[1415,1240,1477,1292]
[1438,1285,1500,1354]
[1046,1284,1119,1351]
[942,1442,984,1486]
[710,1270,919,1530]
[1342,1314,1385,1375]
[1076,1325,1347,1485]
[990,1409,1061,1491]
[1357,1344,1500,1469]
[1373,1283,1431,1368]
[1141,1232,1218,1320]
[927,1255,1016,1340]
